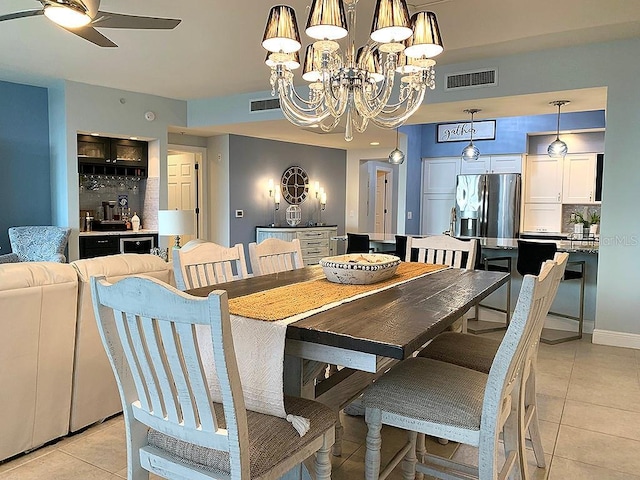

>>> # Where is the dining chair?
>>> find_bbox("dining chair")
[346,233,372,254]
[405,235,478,332]
[362,260,557,480]
[90,274,335,480]
[173,239,249,290]
[417,252,569,479]
[248,237,304,276]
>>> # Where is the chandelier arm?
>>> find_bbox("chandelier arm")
[276,81,333,126]
[369,86,428,128]
[321,68,349,119]
[319,116,341,132]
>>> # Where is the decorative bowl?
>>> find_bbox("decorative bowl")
[320,253,401,285]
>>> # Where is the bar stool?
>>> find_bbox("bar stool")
[346,233,373,254]
[517,240,585,344]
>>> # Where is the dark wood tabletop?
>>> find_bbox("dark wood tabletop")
[187,265,509,361]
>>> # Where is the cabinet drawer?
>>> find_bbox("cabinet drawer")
[299,237,328,249]
[79,236,120,259]
[302,245,330,256]
[303,254,327,265]
[296,230,329,240]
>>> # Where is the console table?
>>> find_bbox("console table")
[256,226,338,265]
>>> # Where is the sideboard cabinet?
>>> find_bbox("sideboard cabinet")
[256,226,338,265]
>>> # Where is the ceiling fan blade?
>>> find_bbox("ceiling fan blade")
[92,11,181,29]
[61,24,117,47]
[0,9,43,22]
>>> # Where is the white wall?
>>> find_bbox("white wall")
[205,134,230,245]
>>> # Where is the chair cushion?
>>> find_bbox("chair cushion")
[417,332,501,374]
[147,396,336,478]
[362,357,487,431]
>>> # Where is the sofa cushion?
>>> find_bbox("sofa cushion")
[0,262,77,291]
[72,253,170,282]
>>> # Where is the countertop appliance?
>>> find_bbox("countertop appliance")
[454,173,521,238]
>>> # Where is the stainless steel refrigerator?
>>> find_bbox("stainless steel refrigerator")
[454,173,521,238]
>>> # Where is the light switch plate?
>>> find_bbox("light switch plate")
[235,210,243,218]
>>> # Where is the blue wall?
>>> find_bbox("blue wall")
[0,80,51,253]
[403,110,606,236]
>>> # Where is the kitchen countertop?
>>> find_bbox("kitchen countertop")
[79,229,158,237]
[474,237,599,254]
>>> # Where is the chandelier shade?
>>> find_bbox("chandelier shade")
[405,11,443,59]
[370,0,413,44]
[305,0,348,40]
[262,5,302,54]
[548,100,570,158]
[266,51,301,70]
[262,1,443,141]
[461,108,481,162]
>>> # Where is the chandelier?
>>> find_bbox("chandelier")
[261,0,444,142]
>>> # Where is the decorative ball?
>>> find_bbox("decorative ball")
[286,205,302,226]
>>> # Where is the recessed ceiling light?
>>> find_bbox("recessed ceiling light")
[370,142,380,146]
[130,136,138,140]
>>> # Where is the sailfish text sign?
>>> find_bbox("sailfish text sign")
[437,120,496,143]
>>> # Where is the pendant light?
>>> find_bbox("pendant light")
[548,100,570,158]
[461,108,481,162]
[388,129,405,164]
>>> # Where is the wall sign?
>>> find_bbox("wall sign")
[437,120,496,143]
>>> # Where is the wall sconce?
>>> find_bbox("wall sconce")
[268,178,275,198]
[318,190,327,225]
[271,185,281,227]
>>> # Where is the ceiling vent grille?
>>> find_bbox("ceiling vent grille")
[250,98,281,112]
[445,69,497,91]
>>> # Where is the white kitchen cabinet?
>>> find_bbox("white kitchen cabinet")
[460,154,523,175]
[422,157,460,194]
[421,193,455,235]
[522,203,562,232]
[562,153,597,204]
[256,226,337,265]
[524,155,563,203]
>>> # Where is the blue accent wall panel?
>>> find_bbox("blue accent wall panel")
[420,110,605,157]
[401,124,422,235]
[0,80,51,253]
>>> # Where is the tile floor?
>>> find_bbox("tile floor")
[1,334,640,479]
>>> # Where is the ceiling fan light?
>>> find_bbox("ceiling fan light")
[370,0,412,44]
[262,5,302,54]
[44,4,91,28]
[305,0,348,41]
[404,11,443,59]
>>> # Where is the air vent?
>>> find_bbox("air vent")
[250,98,281,112]
[445,69,497,91]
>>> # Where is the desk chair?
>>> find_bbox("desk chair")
[346,233,373,254]
[362,261,557,480]
[517,240,585,344]
[91,275,335,480]
[248,238,304,276]
[173,239,249,290]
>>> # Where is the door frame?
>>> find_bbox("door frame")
[374,166,394,235]
[167,144,208,240]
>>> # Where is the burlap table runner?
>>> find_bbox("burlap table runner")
[229,262,447,321]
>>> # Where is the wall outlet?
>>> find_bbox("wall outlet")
[235,210,243,218]
[407,211,413,220]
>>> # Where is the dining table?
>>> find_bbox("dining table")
[186,265,509,406]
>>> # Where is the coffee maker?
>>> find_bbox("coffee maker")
[102,200,117,221]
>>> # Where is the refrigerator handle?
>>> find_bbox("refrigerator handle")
[481,176,489,237]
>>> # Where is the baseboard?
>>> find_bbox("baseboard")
[592,329,640,350]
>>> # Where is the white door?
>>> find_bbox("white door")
[422,158,460,194]
[168,152,197,243]
[374,168,393,234]
[524,155,563,203]
[562,154,597,204]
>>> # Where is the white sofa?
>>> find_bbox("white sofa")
[0,254,173,462]
[0,262,78,461]
[69,254,173,432]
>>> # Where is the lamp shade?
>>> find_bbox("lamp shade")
[158,210,195,237]
[262,5,302,54]
[404,11,443,59]
[305,0,348,41]
[356,46,384,83]
[370,0,412,44]
[302,44,322,82]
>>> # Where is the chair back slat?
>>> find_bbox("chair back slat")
[406,236,477,270]
[139,316,180,424]
[173,240,249,290]
[91,276,250,459]
[248,238,304,276]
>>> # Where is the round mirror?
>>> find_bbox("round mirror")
[281,165,309,204]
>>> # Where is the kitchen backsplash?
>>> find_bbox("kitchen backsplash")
[79,175,146,222]
[562,204,601,234]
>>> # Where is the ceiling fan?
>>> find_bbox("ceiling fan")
[0,0,181,47]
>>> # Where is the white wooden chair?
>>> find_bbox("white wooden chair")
[248,238,304,276]
[361,261,557,480]
[173,239,249,290]
[405,235,478,332]
[416,252,568,479]
[90,275,335,480]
